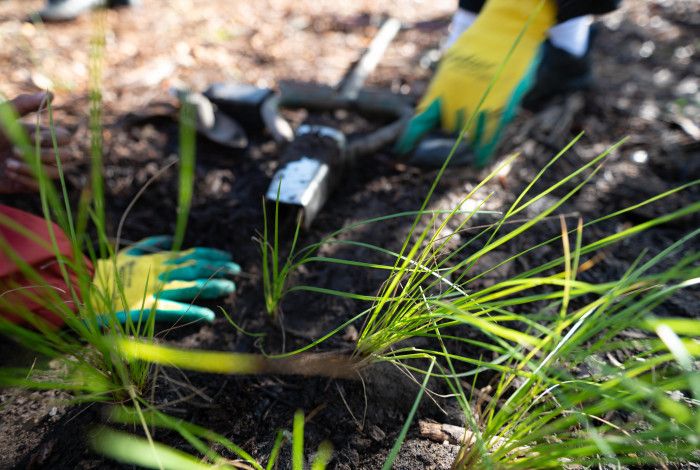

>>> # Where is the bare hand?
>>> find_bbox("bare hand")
[0,92,76,194]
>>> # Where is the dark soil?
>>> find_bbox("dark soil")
[1,0,699,468]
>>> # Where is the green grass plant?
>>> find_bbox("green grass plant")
[90,406,333,470]
[258,185,304,317]
[0,8,201,415]
[258,187,500,318]
[451,240,700,468]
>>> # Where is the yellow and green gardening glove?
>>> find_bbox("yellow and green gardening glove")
[395,0,556,167]
[92,236,240,326]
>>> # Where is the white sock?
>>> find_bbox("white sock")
[444,9,478,50]
[548,15,593,57]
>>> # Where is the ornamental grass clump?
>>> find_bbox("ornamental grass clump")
[0,15,143,401]
[0,12,205,429]
[450,238,700,468]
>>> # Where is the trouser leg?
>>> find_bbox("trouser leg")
[458,0,620,22]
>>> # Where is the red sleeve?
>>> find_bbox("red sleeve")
[0,205,93,328]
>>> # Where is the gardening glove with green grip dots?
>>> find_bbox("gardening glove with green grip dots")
[395,0,556,167]
[92,236,240,326]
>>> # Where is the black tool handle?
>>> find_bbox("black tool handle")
[279,124,346,169]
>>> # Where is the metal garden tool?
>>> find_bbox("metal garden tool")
[263,17,413,228]
[174,88,248,149]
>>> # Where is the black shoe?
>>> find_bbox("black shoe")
[522,39,593,111]
[38,0,136,21]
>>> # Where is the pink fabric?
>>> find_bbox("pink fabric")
[0,204,92,327]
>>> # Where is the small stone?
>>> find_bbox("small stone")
[31,72,54,91]
[368,424,385,442]
[342,325,358,342]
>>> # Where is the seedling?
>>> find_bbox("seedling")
[258,181,305,318]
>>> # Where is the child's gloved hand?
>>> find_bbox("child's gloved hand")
[92,236,240,326]
[395,0,556,167]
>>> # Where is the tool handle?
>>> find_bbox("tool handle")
[279,81,411,118]
[336,17,402,100]
[275,82,413,158]
[280,125,346,168]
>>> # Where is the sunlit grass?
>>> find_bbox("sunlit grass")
[0,8,198,412]
[452,252,700,468]
[1,2,698,469]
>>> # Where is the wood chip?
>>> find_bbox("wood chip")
[418,420,533,457]
[419,420,470,445]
